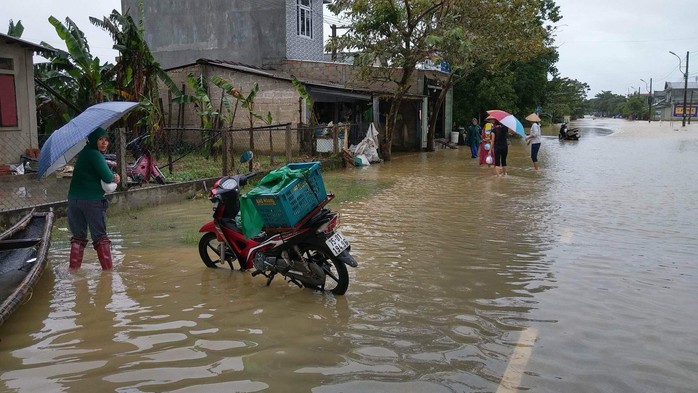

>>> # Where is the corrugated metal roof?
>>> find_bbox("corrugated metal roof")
[0,33,56,55]
[172,58,388,98]
[664,81,698,90]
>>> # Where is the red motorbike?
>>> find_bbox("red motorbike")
[197,167,358,295]
[105,134,166,185]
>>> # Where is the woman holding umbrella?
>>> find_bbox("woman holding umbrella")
[67,127,120,270]
[485,110,525,176]
[490,120,509,176]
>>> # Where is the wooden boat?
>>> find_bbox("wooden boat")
[0,209,55,327]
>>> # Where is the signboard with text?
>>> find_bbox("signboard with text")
[673,105,697,117]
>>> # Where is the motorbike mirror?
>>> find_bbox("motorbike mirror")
[240,150,253,164]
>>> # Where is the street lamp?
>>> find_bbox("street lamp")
[641,78,653,122]
[669,51,690,127]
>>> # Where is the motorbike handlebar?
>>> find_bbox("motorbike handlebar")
[239,172,257,186]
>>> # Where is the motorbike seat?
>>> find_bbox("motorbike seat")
[221,217,240,231]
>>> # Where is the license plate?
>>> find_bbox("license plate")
[325,231,350,256]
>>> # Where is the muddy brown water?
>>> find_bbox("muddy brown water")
[1,118,697,392]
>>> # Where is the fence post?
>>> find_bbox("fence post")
[222,128,231,176]
[269,127,275,166]
[286,123,292,163]
[166,91,173,174]
[117,128,128,191]
[332,124,339,154]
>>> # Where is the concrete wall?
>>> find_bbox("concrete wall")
[121,0,328,69]
[0,42,39,165]
[122,0,288,69]
[280,60,424,96]
[0,179,214,228]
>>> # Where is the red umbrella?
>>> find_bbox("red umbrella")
[486,110,526,137]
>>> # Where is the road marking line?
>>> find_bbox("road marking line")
[496,327,538,393]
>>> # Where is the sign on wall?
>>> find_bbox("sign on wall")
[673,105,697,117]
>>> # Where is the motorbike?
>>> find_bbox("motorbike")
[197,156,358,295]
[104,133,167,185]
[559,124,580,141]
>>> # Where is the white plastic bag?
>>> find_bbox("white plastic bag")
[101,180,117,194]
[354,154,370,166]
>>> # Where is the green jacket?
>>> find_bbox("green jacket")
[467,124,482,146]
[67,128,115,200]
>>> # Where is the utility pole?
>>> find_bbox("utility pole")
[643,78,653,122]
[647,78,652,123]
[331,24,337,61]
[690,90,694,125]
[682,51,689,127]
[669,51,690,127]
[330,24,351,62]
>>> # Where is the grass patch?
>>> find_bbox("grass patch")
[323,176,395,203]
[158,152,319,182]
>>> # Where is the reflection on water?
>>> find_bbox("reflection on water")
[1,118,697,392]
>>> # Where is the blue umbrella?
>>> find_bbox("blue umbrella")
[37,101,139,179]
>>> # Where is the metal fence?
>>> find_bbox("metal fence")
[0,122,368,215]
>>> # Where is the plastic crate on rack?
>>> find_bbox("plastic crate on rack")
[250,162,328,228]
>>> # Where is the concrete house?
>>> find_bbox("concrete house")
[122,0,452,152]
[121,0,330,69]
[0,33,54,168]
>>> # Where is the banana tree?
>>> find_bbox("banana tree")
[42,16,116,109]
[291,76,316,154]
[211,77,271,171]
[172,73,219,158]
[6,19,24,37]
[240,83,272,171]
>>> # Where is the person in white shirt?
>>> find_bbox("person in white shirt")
[525,114,542,170]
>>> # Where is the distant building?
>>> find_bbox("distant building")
[0,33,55,166]
[655,81,698,121]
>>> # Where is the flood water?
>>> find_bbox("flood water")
[1,117,697,392]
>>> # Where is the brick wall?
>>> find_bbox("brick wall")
[280,60,425,96]
[161,64,302,129]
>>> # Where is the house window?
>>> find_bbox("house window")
[0,57,18,127]
[297,0,313,39]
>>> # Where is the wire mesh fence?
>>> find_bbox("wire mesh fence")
[0,122,368,214]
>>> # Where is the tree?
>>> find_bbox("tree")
[328,0,561,156]
[544,77,589,121]
[327,0,444,160]
[210,76,273,171]
[620,94,647,120]
[425,0,560,149]
[91,9,180,136]
[6,19,24,37]
[41,16,115,109]
[587,91,626,117]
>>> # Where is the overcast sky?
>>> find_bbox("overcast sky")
[3,0,696,98]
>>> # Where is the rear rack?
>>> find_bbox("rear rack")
[263,194,334,234]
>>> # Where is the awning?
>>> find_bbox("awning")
[306,86,372,103]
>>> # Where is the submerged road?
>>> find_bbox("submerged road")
[1,117,697,392]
